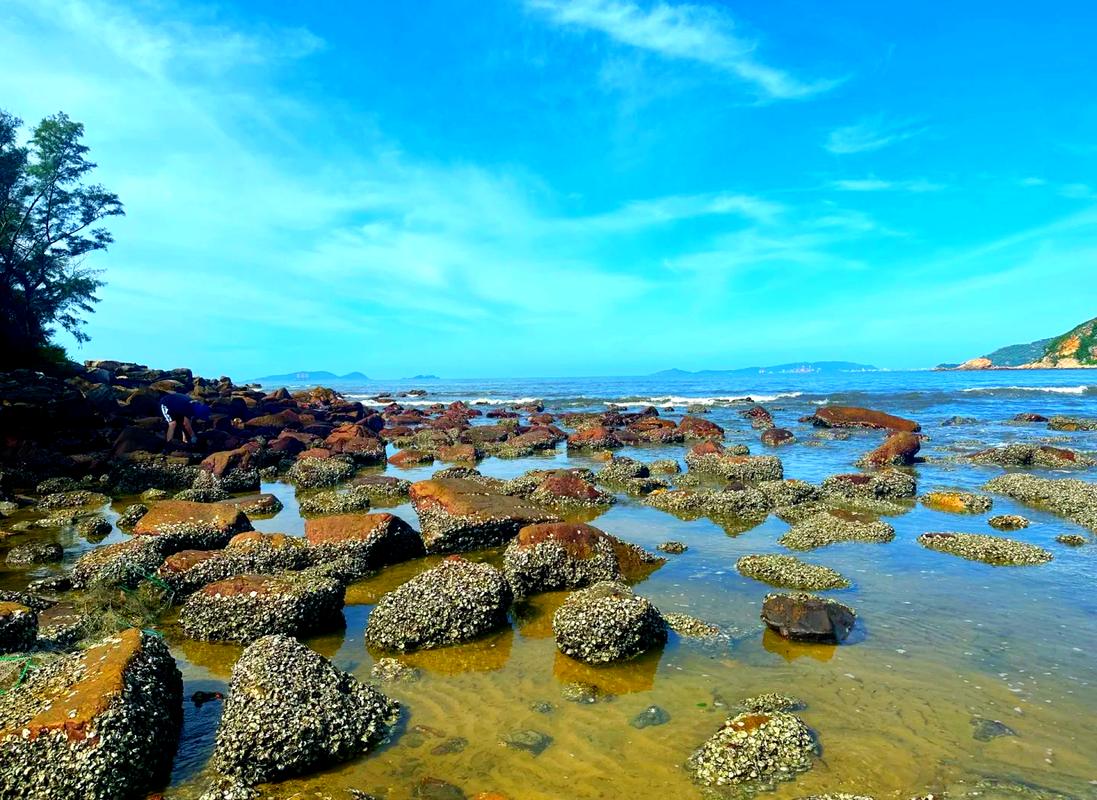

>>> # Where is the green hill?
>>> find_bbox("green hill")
[948,317,1097,369]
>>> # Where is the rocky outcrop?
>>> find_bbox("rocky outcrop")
[502,522,663,598]
[409,478,558,553]
[968,444,1094,468]
[917,532,1052,565]
[0,603,37,653]
[0,629,182,800]
[155,532,313,596]
[304,512,424,578]
[856,432,921,467]
[761,593,857,643]
[552,581,666,664]
[132,500,252,550]
[179,573,345,642]
[779,510,895,550]
[736,554,849,590]
[685,444,784,482]
[365,558,512,651]
[984,473,1097,531]
[802,406,920,432]
[211,634,397,786]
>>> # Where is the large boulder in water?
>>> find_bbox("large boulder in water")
[211,634,397,786]
[802,405,920,432]
[552,581,667,664]
[761,592,856,643]
[409,478,558,553]
[179,573,345,643]
[365,557,512,652]
[0,602,37,653]
[304,512,425,578]
[132,499,252,550]
[856,432,921,467]
[502,522,663,599]
[0,628,182,800]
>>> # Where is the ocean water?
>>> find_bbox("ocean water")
[6,369,1097,800]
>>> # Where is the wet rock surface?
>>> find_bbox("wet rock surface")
[0,628,182,800]
[552,581,667,664]
[984,473,1097,531]
[0,602,37,653]
[366,557,512,651]
[761,592,857,643]
[921,490,993,514]
[779,510,896,550]
[212,634,397,786]
[305,512,425,578]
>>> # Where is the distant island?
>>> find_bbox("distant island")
[650,361,878,378]
[939,317,1097,370]
[406,374,439,380]
[254,370,370,383]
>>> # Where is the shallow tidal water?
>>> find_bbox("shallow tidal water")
[5,371,1097,799]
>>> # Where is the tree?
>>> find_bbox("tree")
[1,110,123,368]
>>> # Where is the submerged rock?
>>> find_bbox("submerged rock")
[984,474,1097,531]
[297,485,374,516]
[285,456,357,489]
[365,557,512,651]
[179,573,346,642]
[739,693,805,713]
[1047,415,1097,432]
[552,581,666,664]
[968,444,1094,469]
[663,612,721,639]
[4,541,63,566]
[502,728,553,755]
[0,628,182,799]
[502,522,663,598]
[917,532,1053,565]
[761,593,857,643]
[212,634,397,786]
[971,716,1016,741]
[687,710,817,788]
[856,431,921,467]
[989,514,1029,531]
[779,510,895,550]
[630,705,671,729]
[1055,533,1086,546]
[736,554,849,590]
[409,478,558,553]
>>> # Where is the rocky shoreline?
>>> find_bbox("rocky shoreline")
[1,359,1096,798]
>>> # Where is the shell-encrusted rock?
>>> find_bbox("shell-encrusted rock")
[779,510,895,551]
[983,474,1097,531]
[736,554,849,590]
[304,512,424,579]
[132,500,252,550]
[155,532,314,596]
[409,478,559,553]
[643,486,771,519]
[72,537,169,589]
[740,693,804,713]
[4,541,63,566]
[502,522,663,598]
[761,592,856,642]
[821,470,917,502]
[921,491,993,514]
[211,634,397,786]
[35,490,110,511]
[285,456,356,489]
[217,493,283,518]
[552,581,666,664]
[988,514,1029,531]
[687,710,817,788]
[968,443,1095,468]
[0,628,182,799]
[349,474,412,503]
[0,603,37,653]
[179,573,345,642]
[529,473,615,509]
[917,532,1052,566]
[297,485,374,516]
[365,557,512,652]
[115,502,148,529]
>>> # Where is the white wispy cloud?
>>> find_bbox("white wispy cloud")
[830,177,944,192]
[825,116,926,154]
[525,0,835,99]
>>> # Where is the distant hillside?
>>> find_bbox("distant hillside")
[406,374,440,380]
[255,370,370,383]
[945,317,1097,369]
[651,361,878,378]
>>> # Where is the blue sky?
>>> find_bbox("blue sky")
[2,0,1095,378]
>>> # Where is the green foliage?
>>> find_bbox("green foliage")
[0,109,123,368]
[983,336,1054,366]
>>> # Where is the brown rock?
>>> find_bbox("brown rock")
[389,448,435,467]
[761,593,856,643]
[803,406,920,432]
[678,416,725,440]
[857,431,921,467]
[760,427,795,447]
[305,512,425,575]
[132,499,252,549]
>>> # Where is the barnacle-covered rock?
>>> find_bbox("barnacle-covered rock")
[502,522,662,598]
[72,537,168,589]
[643,485,771,519]
[35,490,110,511]
[179,573,345,642]
[304,512,424,578]
[529,473,615,509]
[736,554,849,590]
[984,473,1097,531]
[409,478,558,553]
[968,443,1094,469]
[739,693,805,713]
[365,557,512,652]
[211,634,397,786]
[4,541,63,566]
[285,456,356,489]
[820,470,917,511]
[921,490,993,513]
[988,514,1029,531]
[0,628,182,799]
[687,710,817,788]
[349,474,412,503]
[217,493,283,518]
[132,499,252,550]
[0,602,37,653]
[156,532,313,596]
[297,485,374,516]
[917,532,1052,566]
[116,502,148,529]
[779,510,895,551]
[552,581,666,664]
[761,592,856,643]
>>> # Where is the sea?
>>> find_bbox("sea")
[11,369,1097,800]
